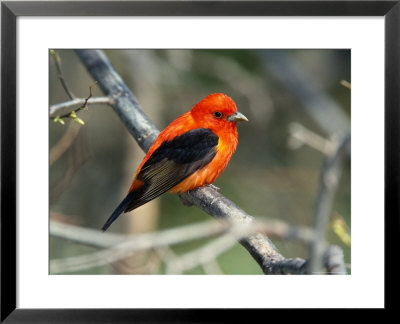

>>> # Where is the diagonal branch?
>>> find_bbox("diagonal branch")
[74,49,313,275]
[75,50,160,151]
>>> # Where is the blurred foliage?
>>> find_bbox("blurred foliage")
[49,49,350,274]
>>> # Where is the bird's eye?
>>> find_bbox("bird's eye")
[213,111,223,119]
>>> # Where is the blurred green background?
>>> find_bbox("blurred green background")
[49,49,350,274]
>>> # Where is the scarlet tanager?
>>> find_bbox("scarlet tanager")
[102,93,248,231]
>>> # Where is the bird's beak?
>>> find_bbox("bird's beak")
[228,111,249,122]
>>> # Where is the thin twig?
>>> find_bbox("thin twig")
[257,217,313,244]
[83,81,97,107]
[50,50,76,100]
[49,97,112,118]
[288,122,337,156]
[49,127,91,204]
[49,122,81,166]
[340,80,352,90]
[166,235,236,274]
[50,81,102,122]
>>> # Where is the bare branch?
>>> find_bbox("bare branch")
[340,80,352,90]
[49,127,91,204]
[49,97,112,118]
[50,50,76,100]
[50,219,127,249]
[50,82,106,126]
[49,122,81,166]
[50,218,309,274]
[51,213,313,250]
[50,220,230,274]
[202,260,224,274]
[261,50,350,136]
[288,122,337,156]
[307,134,351,274]
[287,123,350,274]
[166,235,235,274]
[257,217,313,244]
[180,186,305,274]
[323,245,347,275]
[76,50,160,151]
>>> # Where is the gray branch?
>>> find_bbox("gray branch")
[308,134,350,274]
[50,218,311,274]
[49,97,112,118]
[261,50,350,136]
[51,216,313,251]
[74,49,341,275]
[75,50,160,152]
[50,220,229,274]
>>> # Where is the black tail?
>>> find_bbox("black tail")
[102,192,133,232]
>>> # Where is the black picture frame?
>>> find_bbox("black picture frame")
[1,0,398,321]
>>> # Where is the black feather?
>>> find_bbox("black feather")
[101,190,136,231]
[102,128,219,231]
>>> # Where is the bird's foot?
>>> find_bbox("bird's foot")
[206,184,220,191]
[179,194,193,207]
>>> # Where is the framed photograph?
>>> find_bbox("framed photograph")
[1,0,397,321]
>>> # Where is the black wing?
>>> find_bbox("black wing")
[126,128,219,211]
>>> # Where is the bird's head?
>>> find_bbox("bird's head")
[190,93,248,132]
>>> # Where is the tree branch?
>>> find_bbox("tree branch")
[50,218,310,274]
[50,220,231,274]
[50,81,107,127]
[261,50,350,136]
[288,122,337,156]
[49,97,112,118]
[166,235,236,274]
[75,50,160,151]
[49,122,81,166]
[50,49,76,100]
[307,134,350,274]
[180,186,299,274]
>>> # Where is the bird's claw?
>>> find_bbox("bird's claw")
[206,184,220,191]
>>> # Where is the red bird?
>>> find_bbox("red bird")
[102,93,248,231]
